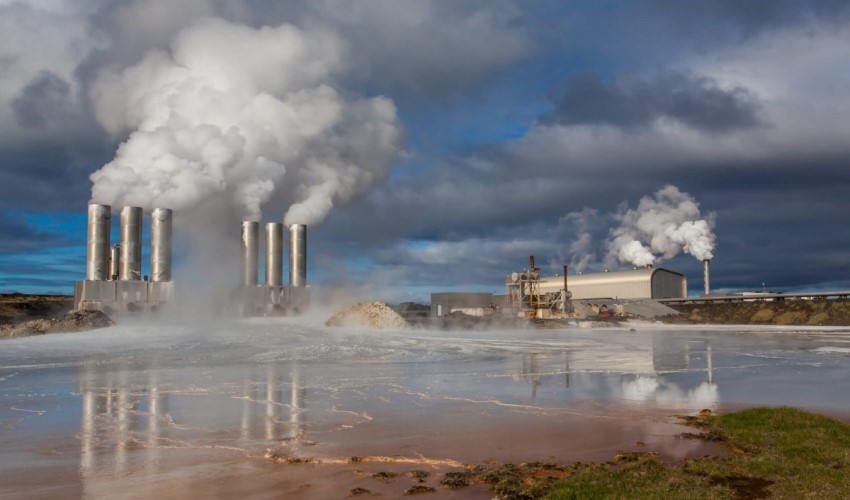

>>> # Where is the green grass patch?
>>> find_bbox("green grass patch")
[546,407,850,500]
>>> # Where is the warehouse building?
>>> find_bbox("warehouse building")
[538,267,687,300]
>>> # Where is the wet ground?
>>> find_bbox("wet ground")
[2,319,850,498]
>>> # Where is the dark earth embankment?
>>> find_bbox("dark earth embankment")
[667,299,850,326]
[0,293,73,326]
[1,293,113,339]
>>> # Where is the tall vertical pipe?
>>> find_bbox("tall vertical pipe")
[150,208,173,282]
[703,259,711,296]
[289,224,307,287]
[265,223,283,286]
[119,206,143,280]
[109,244,121,280]
[241,221,259,286]
[86,204,111,281]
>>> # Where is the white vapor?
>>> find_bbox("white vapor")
[89,16,402,224]
[607,185,716,267]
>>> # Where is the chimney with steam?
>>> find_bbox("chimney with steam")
[265,222,283,287]
[150,208,173,282]
[241,221,259,286]
[119,206,143,280]
[86,204,111,281]
[289,224,307,287]
[703,259,711,296]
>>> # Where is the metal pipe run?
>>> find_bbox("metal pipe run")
[119,207,143,280]
[289,224,307,287]
[265,223,283,287]
[150,208,173,282]
[86,204,111,281]
[241,221,259,286]
[703,259,711,296]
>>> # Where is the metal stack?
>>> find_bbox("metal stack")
[237,220,309,316]
[74,204,174,313]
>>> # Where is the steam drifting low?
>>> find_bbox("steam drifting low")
[88,17,402,225]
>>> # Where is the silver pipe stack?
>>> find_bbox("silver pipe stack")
[86,204,111,281]
[289,224,307,287]
[241,221,259,286]
[109,244,121,280]
[119,206,143,280]
[703,259,711,296]
[265,223,283,287]
[150,208,173,282]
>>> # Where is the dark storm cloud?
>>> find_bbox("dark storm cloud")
[641,0,850,34]
[544,72,761,133]
[11,71,72,128]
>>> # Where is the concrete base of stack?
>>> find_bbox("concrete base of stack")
[74,280,174,314]
[235,285,310,316]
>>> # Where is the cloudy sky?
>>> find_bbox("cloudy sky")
[1,0,849,300]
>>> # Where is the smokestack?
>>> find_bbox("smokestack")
[150,208,173,282]
[289,224,307,287]
[241,221,259,286]
[703,259,711,296]
[109,244,121,280]
[563,265,568,293]
[86,204,111,281]
[265,223,283,286]
[529,255,537,271]
[119,206,143,280]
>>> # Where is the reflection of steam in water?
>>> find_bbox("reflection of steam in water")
[621,340,718,406]
[509,337,718,408]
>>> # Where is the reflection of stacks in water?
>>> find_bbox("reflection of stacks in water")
[238,364,307,447]
[651,335,690,372]
[517,353,541,399]
[563,352,570,389]
[265,365,282,441]
[78,364,170,492]
[706,343,713,384]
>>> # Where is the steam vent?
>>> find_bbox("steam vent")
[74,204,174,313]
[236,221,310,316]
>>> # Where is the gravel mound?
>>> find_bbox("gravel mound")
[326,301,411,329]
[1,310,114,339]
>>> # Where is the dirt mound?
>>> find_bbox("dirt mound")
[1,310,114,339]
[326,302,411,329]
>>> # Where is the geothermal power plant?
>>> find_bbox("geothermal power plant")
[74,204,309,315]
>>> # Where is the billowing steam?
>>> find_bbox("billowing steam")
[89,17,402,224]
[607,185,716,267]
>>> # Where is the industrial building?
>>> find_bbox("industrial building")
[538,267,688,300]
[430,292,497,317]
[503,256,688,319]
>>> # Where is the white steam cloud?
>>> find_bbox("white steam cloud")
[607,185,716,267]
[89,17,402,224]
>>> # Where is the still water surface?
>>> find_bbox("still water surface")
[2,319,849,497]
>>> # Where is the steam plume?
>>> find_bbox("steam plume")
[607,185,716,267]
[89,17,402,224]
